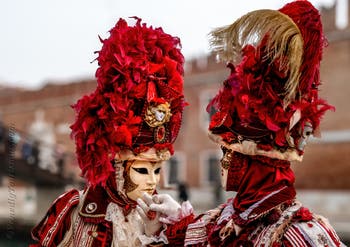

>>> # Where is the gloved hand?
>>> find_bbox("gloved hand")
[137,195,162,237]
[148,193,181,223]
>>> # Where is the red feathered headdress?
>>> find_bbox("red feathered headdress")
[207,0,334,162]
[70,17,186,186]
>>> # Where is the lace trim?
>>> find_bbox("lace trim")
[209,132,303,162]
[105,202,167,247]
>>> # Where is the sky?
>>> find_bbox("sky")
[0,0,336,89]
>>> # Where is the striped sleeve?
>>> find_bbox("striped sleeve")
[282,216,342,247]
[31,189,80,247]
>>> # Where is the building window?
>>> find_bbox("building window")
[208,155,220,184]
[200,149,221,186]
[199,90,216,131]
[162,152,186,188]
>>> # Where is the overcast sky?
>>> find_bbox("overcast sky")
[0,0,336,89]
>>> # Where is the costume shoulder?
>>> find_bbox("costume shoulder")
[172,203,225,247]
[254,203,343,247]
[282,207,343,247]
[30,188,80,247]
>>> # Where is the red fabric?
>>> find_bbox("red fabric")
[92,221,113,247]
[226,152,249,191]
[166,214,195,246]
[105,174,137,217]
[279,0,325,95]
[206,217,256,247]
[31,189,80,247]
[229,154,296,225]
[292,207,313,222]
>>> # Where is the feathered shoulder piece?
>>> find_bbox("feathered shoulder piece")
[70,17,186,186]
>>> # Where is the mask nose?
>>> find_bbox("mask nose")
[147,172,157,186]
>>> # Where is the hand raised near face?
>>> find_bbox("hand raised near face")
[136,193,162,236]
[139,193,181,223]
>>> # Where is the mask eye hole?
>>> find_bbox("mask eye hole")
[302,122,313,138]
[305,130,312,136]
[155,167,161,174]
[132,167,148,174]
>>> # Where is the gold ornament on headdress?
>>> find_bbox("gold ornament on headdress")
[144,102,172,127]
[209,9,304,107]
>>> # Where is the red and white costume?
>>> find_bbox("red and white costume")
[31,181,167,246]
[31,17,186,247]
[164,156,344,246]
[147,1,345,246]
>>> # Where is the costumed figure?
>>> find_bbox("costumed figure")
[30,17,186,247]
[138,1,346,246]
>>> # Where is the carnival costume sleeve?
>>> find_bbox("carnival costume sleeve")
[30,189,80,247]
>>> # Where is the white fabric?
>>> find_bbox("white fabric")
[136,198,162,237]
[150,194,193,224]
[208,132,303,162]
[160,200,194,245]
[291,215,343,247]
[105,202,166,247]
